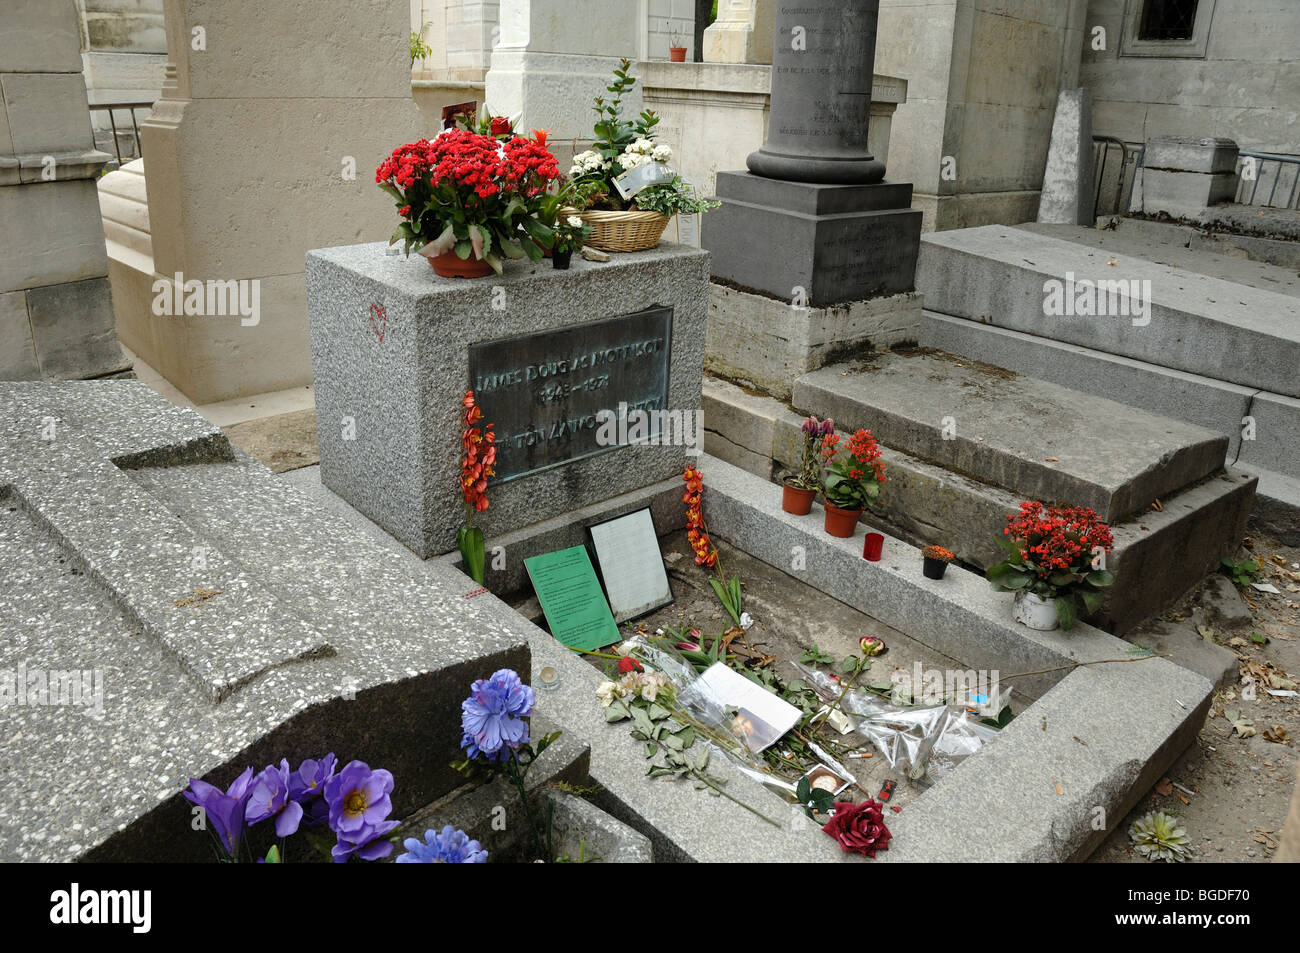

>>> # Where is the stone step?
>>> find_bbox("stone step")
[1016,222,1300,299]
[916,224,1300,397]
[704,375,1256,633]
[1104,216,1300,272]
[791,351,1229,523]
[917,311,1300,541]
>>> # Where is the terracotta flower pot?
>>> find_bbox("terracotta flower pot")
[781,479,816,515]
[922,557,949,580]
[823,502,862,538]
[427,251,494,279]
[669,46,688,62]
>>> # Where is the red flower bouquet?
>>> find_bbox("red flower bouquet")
[985,501,1115,629]
[376,127,560,274]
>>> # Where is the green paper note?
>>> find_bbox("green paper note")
[524,545,620,652]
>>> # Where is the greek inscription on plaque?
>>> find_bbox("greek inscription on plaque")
[469,307,673,484]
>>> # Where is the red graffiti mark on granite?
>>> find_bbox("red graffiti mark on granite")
[368,303,387,342]
[461,587,489,599]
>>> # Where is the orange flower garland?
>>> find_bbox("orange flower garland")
[461,390,497,513]
[682,466,717,568]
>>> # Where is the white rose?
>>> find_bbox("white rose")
[566,215,584,228]
[652,144,672,162]
[595,680,620,707]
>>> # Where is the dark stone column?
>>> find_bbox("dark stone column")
[702,0,921,307]
[747,0,886,184]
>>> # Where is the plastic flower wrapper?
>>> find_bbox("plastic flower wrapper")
[793,662,993,784]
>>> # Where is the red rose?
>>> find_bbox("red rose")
[821,799,891,857]
[617,656,642,674]
[490,116,512,136]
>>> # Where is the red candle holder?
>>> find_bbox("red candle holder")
[863,532,884,561]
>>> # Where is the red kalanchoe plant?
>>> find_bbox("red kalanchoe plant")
[458,390,496,585]
[821,798,892,858]
[821,427,886,510]
[376,128,561,273]
[985,501,1115,629]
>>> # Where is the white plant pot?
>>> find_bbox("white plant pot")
[1013,590,1059,630]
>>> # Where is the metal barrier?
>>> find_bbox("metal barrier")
[88,102,153,167]
[1092,136,1142,218]
[1236,151,1300,211]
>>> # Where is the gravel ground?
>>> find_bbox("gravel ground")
[1090,531,1300,863]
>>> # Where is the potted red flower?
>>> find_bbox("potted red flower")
[985,501,1115,630]
[376,125,560,278]
[819,428,886,538]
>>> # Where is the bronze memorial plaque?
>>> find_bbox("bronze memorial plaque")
[468,307,673,483]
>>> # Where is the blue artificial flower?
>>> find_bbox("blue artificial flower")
[183,767,255,857]
[245,759,305,838]
[460,669,534,760]
[396,826,488,863]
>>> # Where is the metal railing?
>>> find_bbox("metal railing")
[1235,151,1300,211]
[1092,136,1142,218]
[88,101,154,167]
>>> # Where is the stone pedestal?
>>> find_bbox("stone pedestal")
[131,0,425,403]
[703,0,774,64]
[485,0,640,144]
[0,0,127,382]
[1133,136,1240,220]
[706,173,921,305]
[306,243,709,559]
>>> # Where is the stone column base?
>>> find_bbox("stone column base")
[702,171,922,306]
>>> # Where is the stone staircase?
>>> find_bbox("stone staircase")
[915,221,1300,543]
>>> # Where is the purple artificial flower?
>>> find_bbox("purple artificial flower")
[324,760,394,838]
[820,418,835,436]
[801,416,818,435]
[183,766,255,857]
[289,754,337,804]
[245,759,305,838]
[396,826,488,863]
[460,669,534,761]
[331,817,400,863]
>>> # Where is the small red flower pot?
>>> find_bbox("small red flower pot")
[427,251,494,279]
[781,478,816,516]
[824,502,862,538]
[669,46,688,62]
[863,532,884,561]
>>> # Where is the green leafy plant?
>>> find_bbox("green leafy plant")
[1221,555,1262,588]
[985,501,1115,630]
[631,176,720,216]
[980,705,1015,729]
[1128,811,1191,862]
[710,574,744,627]
[409,24,432,64]
[799,645,835,666]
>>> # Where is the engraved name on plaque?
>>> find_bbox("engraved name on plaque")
[468,307,674,483]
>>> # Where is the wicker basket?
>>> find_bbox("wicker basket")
[576,207,671,252]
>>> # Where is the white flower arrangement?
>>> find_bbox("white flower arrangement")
[568,149,611,178]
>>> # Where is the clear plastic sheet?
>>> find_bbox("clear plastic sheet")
[793,662,998,784]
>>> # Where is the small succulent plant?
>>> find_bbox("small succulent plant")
[1129,811,1191,862]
